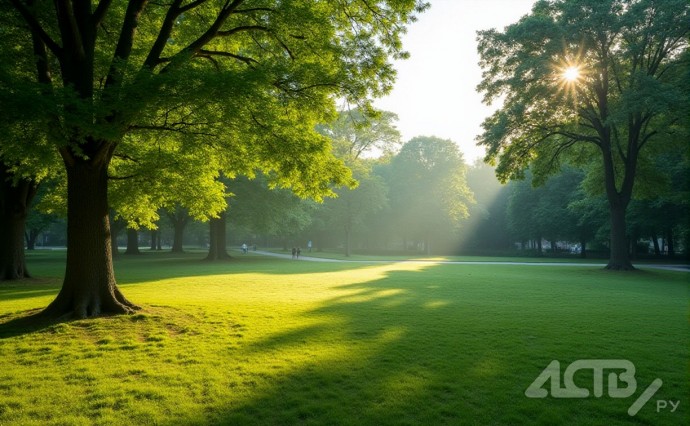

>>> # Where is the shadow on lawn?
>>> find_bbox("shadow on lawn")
[193,262,560,425]
[25,250,380,286]
[0,308,56,339]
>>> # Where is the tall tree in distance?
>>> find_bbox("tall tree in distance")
[319,108,402,160]
[0,163,38,280]
[3,0,427,318]
[387,136,474,255]
[477,0,689,269]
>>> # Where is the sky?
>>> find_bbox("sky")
[374,0,537,164]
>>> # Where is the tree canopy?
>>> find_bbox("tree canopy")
[476,0,690,269]
[1,0,429,317]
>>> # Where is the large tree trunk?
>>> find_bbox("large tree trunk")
[171,219,187,253]
[166,208,189,253]
[0,165,37,281]
[43,160,138,318]
[125,228,141,255]
[205,212,230,260]
[606,202,634,270]
[26,228,39,250]
[150,229,157,250]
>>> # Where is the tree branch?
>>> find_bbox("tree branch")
[105,0,148,90]
[179,0,211,13]
[197,49,259,66]
[144,0,184,69]
[129,124,216,137]
[8,0,62,56]
[92,0,113,28]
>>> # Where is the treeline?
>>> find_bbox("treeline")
[27,134,688,260]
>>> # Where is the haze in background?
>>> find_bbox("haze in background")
[375,0,537,163]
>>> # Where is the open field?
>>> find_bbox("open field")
[1,251,688,425]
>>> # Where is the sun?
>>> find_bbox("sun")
[563,66,580,82]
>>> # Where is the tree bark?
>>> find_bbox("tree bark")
[0,165,37,281]
[125,228,141,255]
[43,160,138,318]
[606,202,634,270]
[26,228,39,250]
[166,208,189,253]
[171,219,187,253]
[150,229,157,250]
[205,212,230,260]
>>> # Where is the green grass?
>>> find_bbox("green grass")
[265,248,613,264]
[1,251,688,425]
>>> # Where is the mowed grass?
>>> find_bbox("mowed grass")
[0,251,688,425]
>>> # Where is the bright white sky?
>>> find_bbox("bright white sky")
[374,0,537,164]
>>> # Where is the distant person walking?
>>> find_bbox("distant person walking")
[296,247,301,259]
[241,243,248,254]
[291,247,297,259]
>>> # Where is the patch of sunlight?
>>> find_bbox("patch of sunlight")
[378,367,431,406]
[377,326,406,342]
[468,358,504,378]
[129,261,440,306]
[407,257,448,263]
[422,300,450,309]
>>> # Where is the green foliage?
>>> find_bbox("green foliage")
[1,0,430,224]
[388,136,474,237]
[477,0,690,185]
[324,162,388,235]
[226,174,316,238]
[317,108,402,160]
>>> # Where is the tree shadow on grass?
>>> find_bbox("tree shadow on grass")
[183,260,686,425]
[182,262,588,425]
[25,250,383,286]
[0,308,56,339]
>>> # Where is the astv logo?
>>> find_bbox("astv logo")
[525,360,679,416]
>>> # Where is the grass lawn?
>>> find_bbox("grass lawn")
[263,248,613,263]
[0,251,688,425]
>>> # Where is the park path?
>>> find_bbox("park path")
[242,250,690,272]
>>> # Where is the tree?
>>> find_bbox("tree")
[25,195,57,251]
[626,150,690,257]
[124,228,141,255]
[316,108,399,255]
[166,206,190,254]
[477,0,690,269]
[506,175,544,252]
[462,161,512,253]
[324,163,388,256]
[0,163,38,280]
[318,108,402,160]
[3,0,427,318]
[387,136,473,255]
